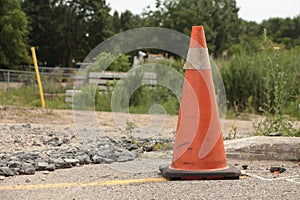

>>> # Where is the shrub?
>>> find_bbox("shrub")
[86,52,131,73]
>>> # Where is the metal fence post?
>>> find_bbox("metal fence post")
[7,70,10,91]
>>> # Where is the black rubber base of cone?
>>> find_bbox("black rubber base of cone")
[159,164,241,180]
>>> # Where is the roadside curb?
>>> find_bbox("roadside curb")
[225,136,300,161]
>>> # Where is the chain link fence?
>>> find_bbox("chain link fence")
[0,67,78,93]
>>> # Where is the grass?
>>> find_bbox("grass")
[0,85,70,110]
[0,38,299,137]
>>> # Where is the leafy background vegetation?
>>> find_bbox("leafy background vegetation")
[0,0,299,136]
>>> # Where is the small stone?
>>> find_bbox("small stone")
[242,165,248,170]
[0,167,15,176]
[143,142,155,152]
[270,166,286,174]
[21,163,35,175]
[76,154,91,165]
[0,176,5,180]
[10,168,20,175]
[25,178,31,183]
[45,164,55,171]
[32,140,42,146]
[35,162,48,171]
[269,132,282,136]
[117,153,135,162]
[14,137,22,143]
[102,158,114,164]
[127,144,138,151]
[43,137,62,147]
[8,161,22,168]
[50,158,72,169]
[92,155,103,164]
[62,137,70,144]
[64,159,79,166]
[42,171,49,175]
[22,124,31,129]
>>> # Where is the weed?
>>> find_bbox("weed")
[254,30,298,136]
[227,123,237,140]
[124,119,137,137]
[152,142,173,151]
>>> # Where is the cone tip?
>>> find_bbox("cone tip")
[190,26,207,49]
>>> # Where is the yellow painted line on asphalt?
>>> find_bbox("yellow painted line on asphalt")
[0,177,167,191]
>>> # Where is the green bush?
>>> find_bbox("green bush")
[220,47,300,118]
[95,92,112,112]
[86,52,131,73]
[73,84,97,110]
[128,85,179,115]
[221,53,262,112]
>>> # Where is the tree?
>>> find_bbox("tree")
[85,0,112,50]
[109,10,143,34]
[22,0,57,66]
[260,16,300,48]
[119,10,143,31]
[0,0,30,68]
[142,0,241,56]
[23,0,113,67]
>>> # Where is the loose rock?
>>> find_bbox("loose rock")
[269,132,282,136]
[42,171,50,175]
[64,159,80,166]
[35,162,48,171]
[0,123,173,177]
[0,167,15,176]
[45,164,55,171]
[20,163,35,175]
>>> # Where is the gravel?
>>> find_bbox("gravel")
[0,123,173,177]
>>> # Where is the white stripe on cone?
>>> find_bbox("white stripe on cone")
[184,48,211,70]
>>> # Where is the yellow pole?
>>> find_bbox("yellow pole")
[31,47,45,108]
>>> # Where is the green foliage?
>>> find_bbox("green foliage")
[220,30,299,137]
[72,82,113,112]
[16,0,300,68]
[87,52,131,73]
[1,0,299,133]
[226,124,237,140]
[107,54,131,72]
[152,141,173,151]
[260,16,300,48]
[254,115,298,137]
[73,84,97,110]
[143,0,240,56]
[0,85,70,109]
[125,119,137,136]
[250,31,299,136]
[22,0,112,67]
[221,53,262,112]
[227,44,244,57]
[128,85,179,115]
[95,92,112,112]
[0,0,30,68]
[111,10,143,33]
[41,80,65,94]
[152,59,184,75]
[221,46,300,118]
[284,97,300,120]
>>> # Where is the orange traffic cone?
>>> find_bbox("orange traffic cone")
[159,26,241,180]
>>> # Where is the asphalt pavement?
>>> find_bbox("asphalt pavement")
[0,155,299,200]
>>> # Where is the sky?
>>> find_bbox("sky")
[106,0,300,23]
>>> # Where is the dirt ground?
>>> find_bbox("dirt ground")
[1,105,299,154]
[0,105,262,138]
[1,106,299,200]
